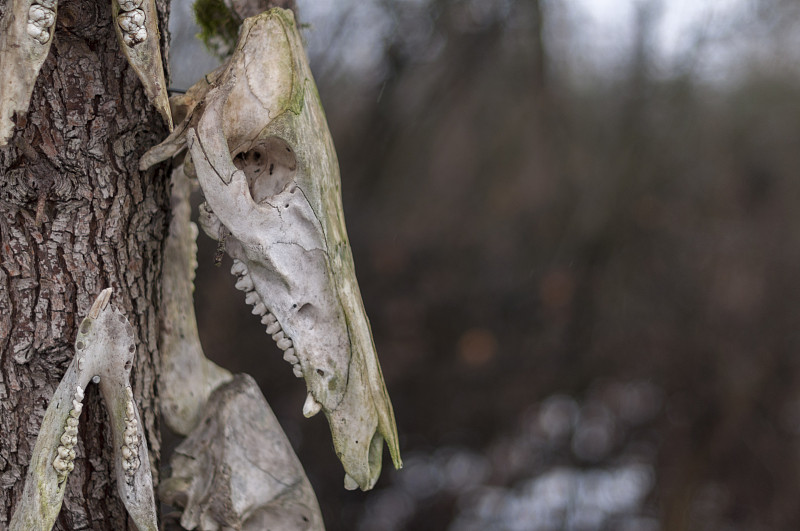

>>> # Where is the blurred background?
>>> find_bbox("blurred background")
[168,0,800,529]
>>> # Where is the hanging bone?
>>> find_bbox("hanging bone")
[111,0,172,130]
[0,0,58,145]
[9,289,158,531]
[159,162,324,530]
[141,8,402,491]
[160,162,233,435]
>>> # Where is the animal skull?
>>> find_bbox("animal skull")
[141,8,402,491]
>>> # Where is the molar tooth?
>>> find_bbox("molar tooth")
[235,276,254,292]
[122,26,147,47]
[27,23,49,44]
[231,260,248,277]
[277,338,293,351]
[117,8,145,33]
[293,365,303,378]
[303,392,323,418]
[266,322,281,335]
[271,331,285,342]
[283,348,299,364]
[29,5,55,28]
[252,302,266,315]
[245,291,259,305]
[344,474,359,491]
[261,313,277,325]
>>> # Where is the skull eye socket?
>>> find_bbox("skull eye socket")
[233,136,297,203]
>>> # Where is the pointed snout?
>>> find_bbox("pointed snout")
[325,355,385,491]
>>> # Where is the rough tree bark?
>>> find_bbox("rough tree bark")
[0,0,172,526]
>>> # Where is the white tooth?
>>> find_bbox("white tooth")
[245,291,259,305]
[252,302,266,315]
[235,276,254,292]
[231,260,248,276]
[293,365,303,378]
[277,338,293,351]
[266,322,281,335]
[283,349,299,364]
[272,331,285,342]
[261,313,277,324]
[344,474,359,491]
[303,392,323,418]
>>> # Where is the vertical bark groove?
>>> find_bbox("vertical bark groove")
[0,0,170,527]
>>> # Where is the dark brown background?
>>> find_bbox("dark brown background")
[171,1,800,529]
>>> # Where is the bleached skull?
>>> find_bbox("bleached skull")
[141,8,401,490]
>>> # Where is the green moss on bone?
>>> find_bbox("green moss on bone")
[193,0,241,59]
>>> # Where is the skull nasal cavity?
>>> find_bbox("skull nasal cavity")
[233,137,297,204]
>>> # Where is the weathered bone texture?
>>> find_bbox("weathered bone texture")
[111,0,173,131]
[160,163,233,435]
[141,8,402,491]
[9,289,158,531]
[159,162,324,529]
[0,0,58,145]
[160,374,324,530]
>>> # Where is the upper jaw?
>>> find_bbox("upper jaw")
[203,209,391,490]
[149,7,404,488]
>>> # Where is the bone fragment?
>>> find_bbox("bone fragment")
[159,163,232,435]
[112,0,172,131]
[0,0,58,145]
[160,374,324,530]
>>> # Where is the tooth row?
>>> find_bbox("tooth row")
[230,259,303,379]
[27,2,56,45]
[53,386,83,482]
[116,0,147,47]
[121,386,140,483]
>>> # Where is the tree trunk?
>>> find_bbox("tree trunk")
[0,0,171,526]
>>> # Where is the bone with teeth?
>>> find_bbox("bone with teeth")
[110,0,172,129]
[140,8,403,491]
[1,0,60,144]
[233,267,305,379]
[157,163,324,529]
[9,289,158,531]
[53,386,84,482]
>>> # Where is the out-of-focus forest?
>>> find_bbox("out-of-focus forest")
[169,0,800,529]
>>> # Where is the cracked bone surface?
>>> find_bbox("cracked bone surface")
[0,0,58,145]
[141,8,402,491]
[160,374,324,531]
[9,288,158,531]
[159,163,324,529]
